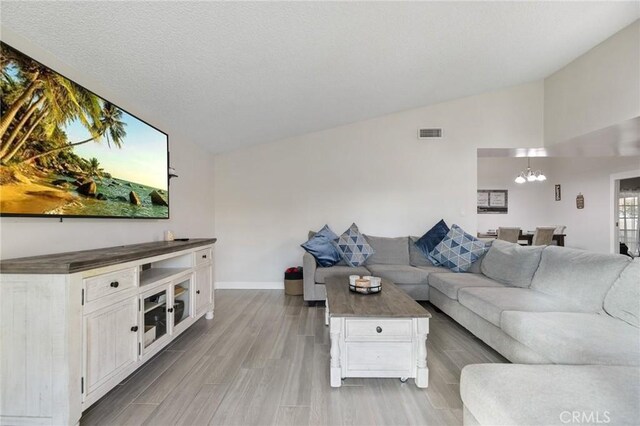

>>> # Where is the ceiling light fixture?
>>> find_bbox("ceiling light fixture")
[515,157,546,184]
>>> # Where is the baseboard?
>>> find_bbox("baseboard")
[215,281,284,290]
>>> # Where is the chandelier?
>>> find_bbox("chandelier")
[515,157,546,184]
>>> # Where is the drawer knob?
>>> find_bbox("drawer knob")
[202,255,207,259]
[131,326,139,332]
[376,326,382,333]
[110,281,119,288]
[196,290,201,294]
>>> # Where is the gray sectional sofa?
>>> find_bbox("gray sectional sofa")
[429,241,639,426]
[303,235,457,302]
[303,235,640,425]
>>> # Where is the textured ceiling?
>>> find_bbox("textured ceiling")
[1,1,639,153]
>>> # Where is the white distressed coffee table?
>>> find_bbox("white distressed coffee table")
[324,276,430,388]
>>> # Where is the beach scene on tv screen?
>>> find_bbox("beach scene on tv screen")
[0,42,169,218]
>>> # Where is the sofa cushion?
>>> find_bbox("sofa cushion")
[365,264,429,285]
[301,225,342,267]
[531,246,630,312]
[430,225,489,272]
[409,236,434,267]
[501,311,640,366]
[481,240,543,288]
[333,223,375,267]
[364,235,410,265]
[414,219,449,263]
[466,249,489,274]
[604,259,640,328]
[428,272,505,301]
[314,265,370,284]
[461,364,640,426]
[458,287,586,327]
[414,265,451,275]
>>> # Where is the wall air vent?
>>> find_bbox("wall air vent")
[418,128,443,139]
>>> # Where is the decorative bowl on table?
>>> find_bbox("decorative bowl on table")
[348,275,382,294]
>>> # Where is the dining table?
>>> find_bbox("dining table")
[477,232,566,247]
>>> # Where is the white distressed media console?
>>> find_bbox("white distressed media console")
[0,238,216,425]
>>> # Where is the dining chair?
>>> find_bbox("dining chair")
[532,227,556,246]
[497,227,521,243]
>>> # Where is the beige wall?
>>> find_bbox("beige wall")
[214,82,544,288]
[544,20,640,145]
[0,28,216,259]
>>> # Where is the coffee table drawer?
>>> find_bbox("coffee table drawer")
[345,342,412,373]
[345,318,413,341]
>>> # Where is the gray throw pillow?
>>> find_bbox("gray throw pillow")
[481,239,543,287]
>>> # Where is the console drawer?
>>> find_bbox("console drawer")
[84,268,137,302]
[195,248,212,266]
[345,318,413,342]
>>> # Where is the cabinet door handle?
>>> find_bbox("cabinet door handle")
[202,255,207,259]
[196,290,201,294]
[167,307,174,313]
[131,326,139,332]
[110,281,119,288]
[376,326,382,333]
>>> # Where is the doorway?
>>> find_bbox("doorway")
[611,171,640,256]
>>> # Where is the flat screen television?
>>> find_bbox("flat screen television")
[0,41,169,219]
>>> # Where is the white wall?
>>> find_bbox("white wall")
[478,156,640,253]
[546,157,639,253]
[544,20,640,145]
[0,29,215,259]
[214,82,544,288]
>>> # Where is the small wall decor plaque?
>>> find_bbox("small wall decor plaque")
[576,193,584,209]
[555,184,561,201]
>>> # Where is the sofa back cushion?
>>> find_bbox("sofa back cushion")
[481,240,543,287]
[364,235,410,265]
[409,237,434,267]
[530,246,631,312]
[604,259,640,327]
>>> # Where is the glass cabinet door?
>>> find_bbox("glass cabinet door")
[172,276,193,329]
[142,287,169,349]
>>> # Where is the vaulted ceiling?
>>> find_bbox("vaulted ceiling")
[2,1,638,153]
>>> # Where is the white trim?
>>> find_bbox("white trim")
[215,281,283,290]
[610,169,640,253]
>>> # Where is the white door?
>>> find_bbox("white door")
[83,297,138,398]
[195,265,212,316]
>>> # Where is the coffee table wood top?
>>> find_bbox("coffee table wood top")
[325,277,431,318]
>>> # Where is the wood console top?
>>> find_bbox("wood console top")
[0,238,217,274]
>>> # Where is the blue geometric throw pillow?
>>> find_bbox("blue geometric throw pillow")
[301,225,342,267]
[333,223,375,267]
[415,219,450,264]
[430,225,489,272]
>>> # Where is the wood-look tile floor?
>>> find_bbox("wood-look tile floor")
[80,290,507,426]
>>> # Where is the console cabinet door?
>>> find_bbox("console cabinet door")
[83,297,138,398]
[195,265,212,316]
